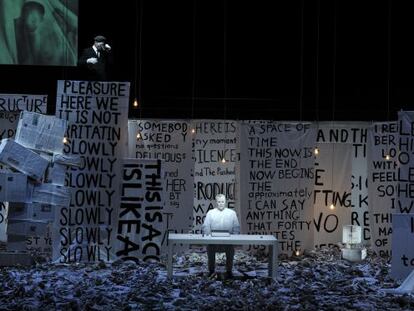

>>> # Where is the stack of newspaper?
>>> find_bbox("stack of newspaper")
[0,111,80,257]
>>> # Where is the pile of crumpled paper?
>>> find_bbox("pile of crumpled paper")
[1,246,413,310]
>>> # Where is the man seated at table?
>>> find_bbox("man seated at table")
[202,193,240,278]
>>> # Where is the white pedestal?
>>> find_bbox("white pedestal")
[341,247,367,262]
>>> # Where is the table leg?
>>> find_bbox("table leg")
[271,242,278,279]
[268,244,273,278]
[167,241,173,279]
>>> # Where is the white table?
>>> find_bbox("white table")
[167,233,278,279]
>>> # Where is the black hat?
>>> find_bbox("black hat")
[23,0,45,16]
[94,35,106,43]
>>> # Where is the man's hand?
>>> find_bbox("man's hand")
[86,57,98,64]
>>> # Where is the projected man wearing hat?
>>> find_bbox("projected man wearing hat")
[13,0,77,65]
[78,35,112,81]
[202,194,240,278]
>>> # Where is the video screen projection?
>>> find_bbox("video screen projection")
[0,0,78,66]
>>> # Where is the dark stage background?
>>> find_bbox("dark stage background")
[0,0,412,121]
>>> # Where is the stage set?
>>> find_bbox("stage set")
[1,0,414,310]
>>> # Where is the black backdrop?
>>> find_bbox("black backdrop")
[0,0,412,121]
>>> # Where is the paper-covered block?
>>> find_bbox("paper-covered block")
[0,173,30,202]
[46,162,66,186]
[8,202,55,221]
[7,219,48,236]
[15,111,67,154]
[32,183,71,207]
[0,249,34,265]
[0,139,49,181]
[6,234,27,252]
[53,154,82,167]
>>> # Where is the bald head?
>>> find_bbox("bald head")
[215,194,226,211]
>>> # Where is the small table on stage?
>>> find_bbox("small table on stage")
[167,233,278,279]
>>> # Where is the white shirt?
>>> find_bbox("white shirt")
[93,45,100,57]
[203,208,240,235]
